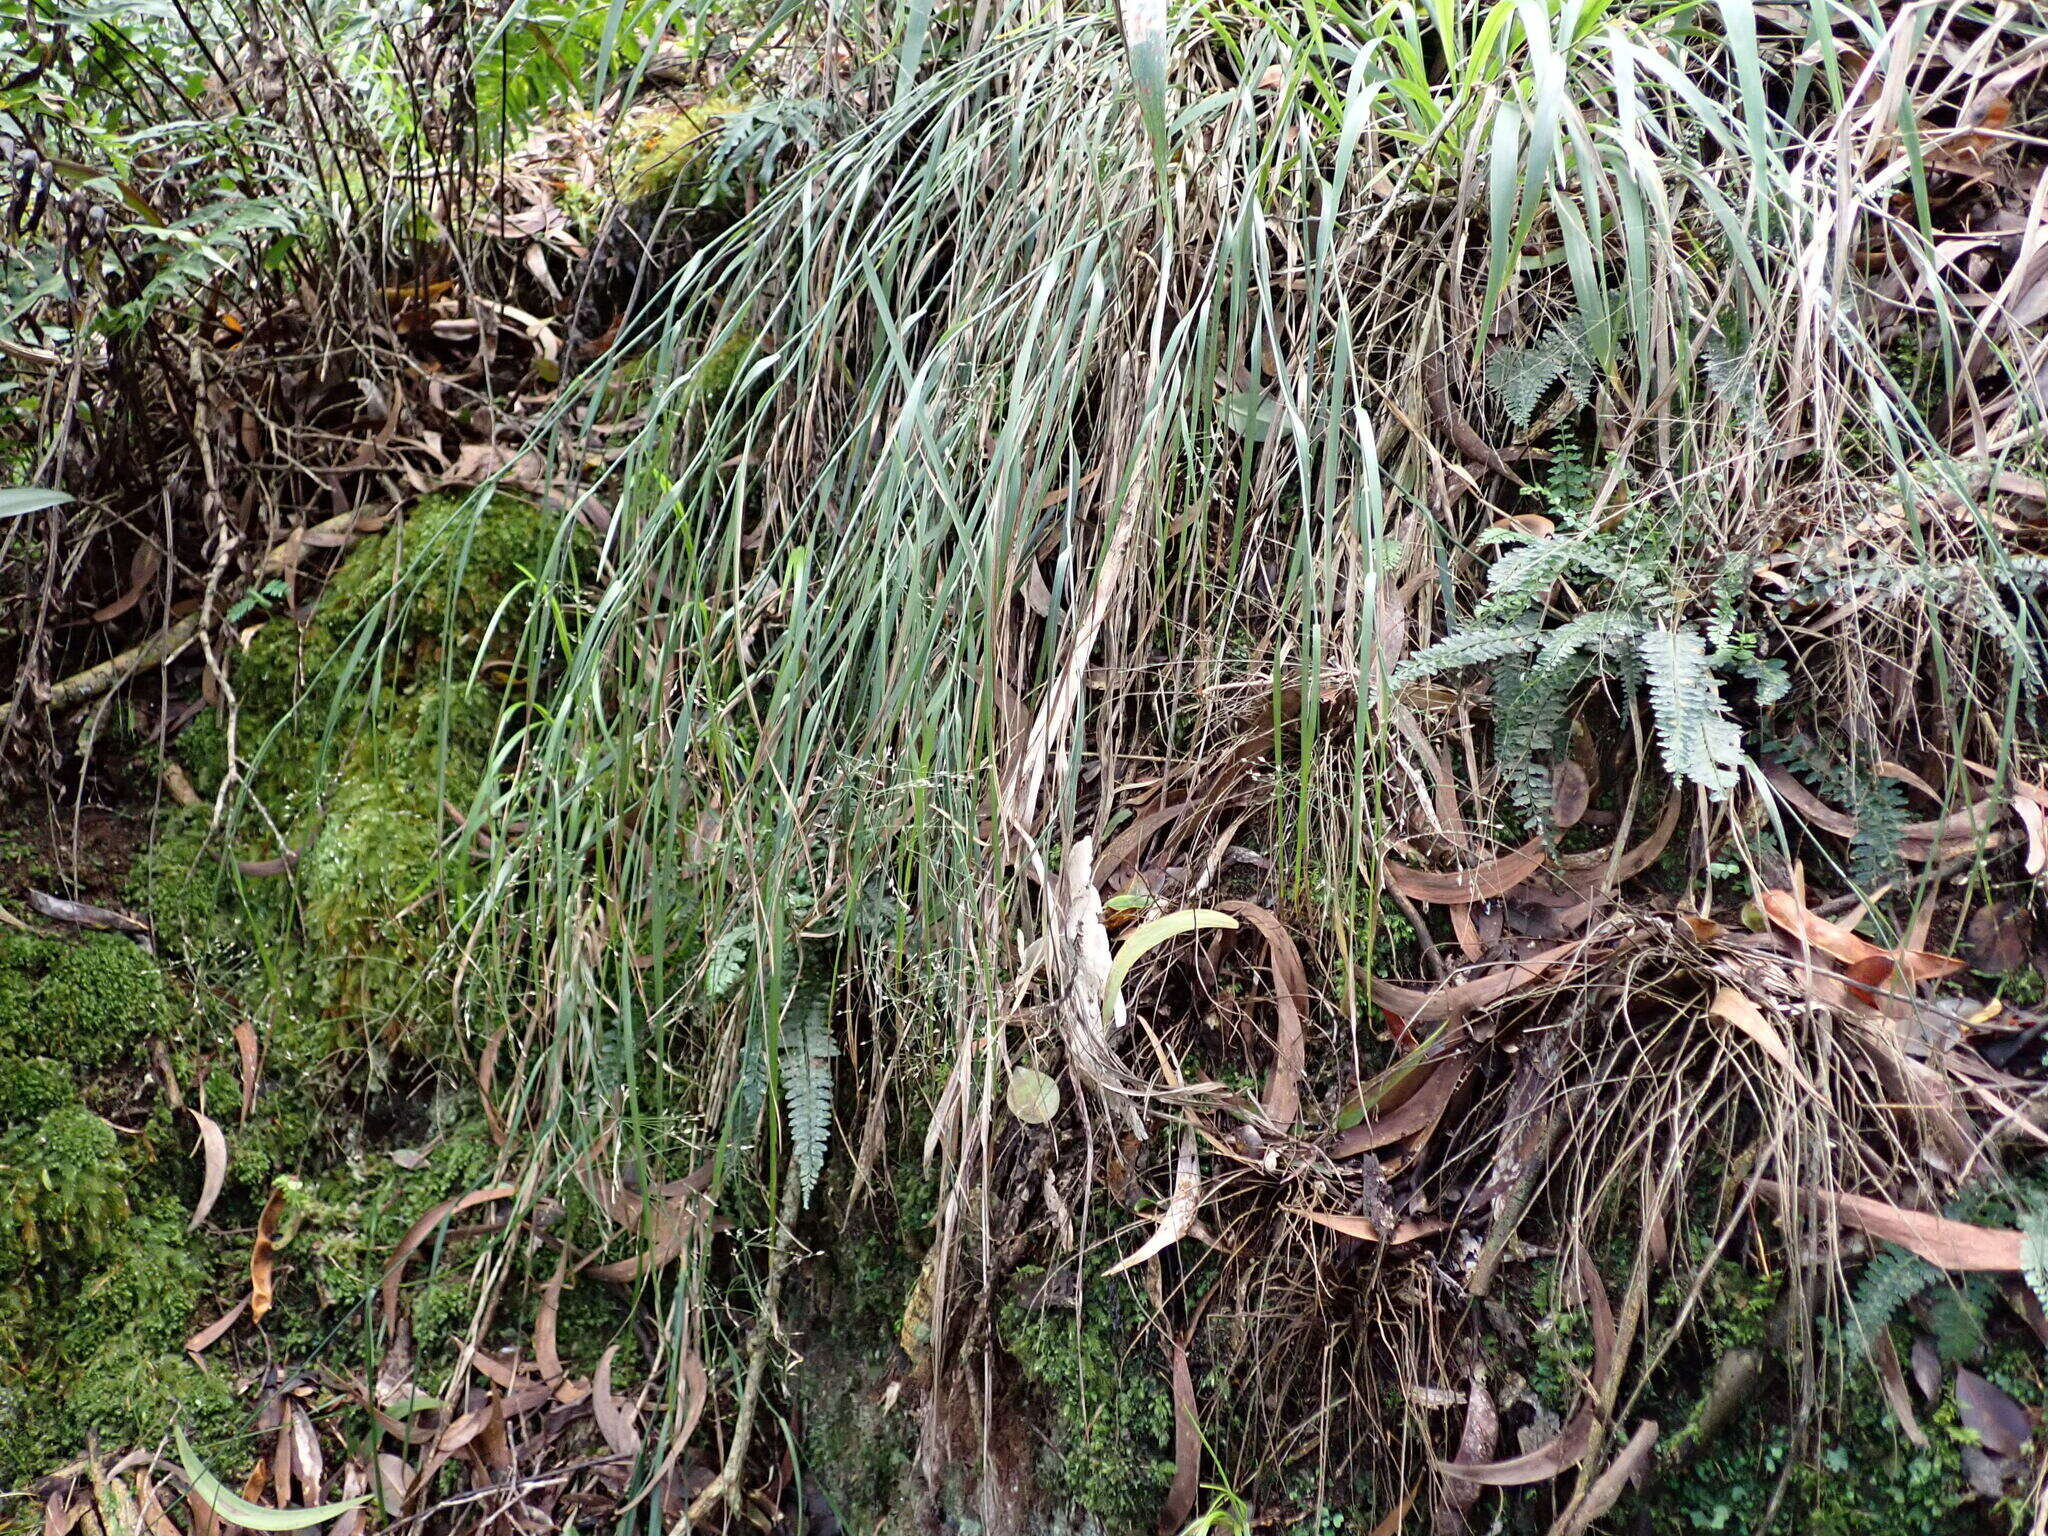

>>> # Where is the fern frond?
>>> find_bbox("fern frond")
[705,924,754,1000]
[1850,1245,1936,1351]
[1486,332,1573,428]
[2020,1204,2048,1326]
[1531,609,1643,677]
[1478,540,1582,617]
[1639,626,1745,794]
[1494,654,1590,829]
[779,972,839,1202]
[1393,623,1542,685]
[1926,1280,1989,1364]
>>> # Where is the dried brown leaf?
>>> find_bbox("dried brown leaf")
[1383,839,1546,905]
[379,1184,520,1332]
[185,1295,249,1355]
[1105,1132,1200,1275]
[1335,1053,1469,1156]
[27,890,150,934]
[1162,1343,1200,1535]
[1757,889,1963,983]
[1869,1329,1929,1449]
[1550,761,1590,828]
[592,1345,643,1459]
[1956,1369,2034,1457]
[1216,902,1308,1129]
[1292,1209,1448,1245]
[250,1184,286,1324]
[189,1109,227,1231]
[1756,1181,2023,1269]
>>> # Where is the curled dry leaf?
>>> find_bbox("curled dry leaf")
[1754,1181,2023,1269]
[232,1021,261,1122]
[1334,1052,1470,1156]
[1291,1208,1448,1245]
[1365,1486,1419,1536]
[1215,901,1308,1129]
[1757,889,1963,984]
[27,890,151,935]
[2015,796,2047,877]
[188,1109,227,1230]
[1438,1372,1497,1526]
[184,1293,250,1355]
[1762,760,2002,854]
[592,1344,642,1458]
[1555,792,1682,885]
[1383,839,1546,906]
[1557,1420,1659,1535]
[1869,1330,1929,1449]
[1105,1131,1200,1275]
[250,1183,286,1324]
[1370,938,1601,1026]
[534,1252,567,1384]
[379,1184,520,1331]
[583,1161,713,1283]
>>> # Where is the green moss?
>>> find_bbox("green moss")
[125,805,236,961]
[616,100,740,203]
[2,935,168,1066]
[997,1264,1176,1531]
[301,772,448,1023]
[0,1108,129,1267]
[0,1057,75,1123]
[62,1205,206,1358]
[2,1335,244,1481]
[174,711,231,799]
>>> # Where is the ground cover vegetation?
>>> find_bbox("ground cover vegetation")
[3,0,2048,1532]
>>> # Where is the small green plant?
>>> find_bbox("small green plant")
[1396,494,1787,814]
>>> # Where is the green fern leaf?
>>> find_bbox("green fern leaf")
[1532,609,1642,677]
[1485,333,1572,429]
[2021,1204,2048,1321]
[1639,626,1745,794]
[705,924,754,1000]
[1850,1245,1936,1352]
[780,974,839,1202]
[1393,623,1542,685]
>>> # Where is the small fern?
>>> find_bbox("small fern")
[1486,322,1594,429]
[705,924,753,1000]
[1401,495,1774,811]
[1925,1278,1992,1364]
[1392,622,1542,684]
